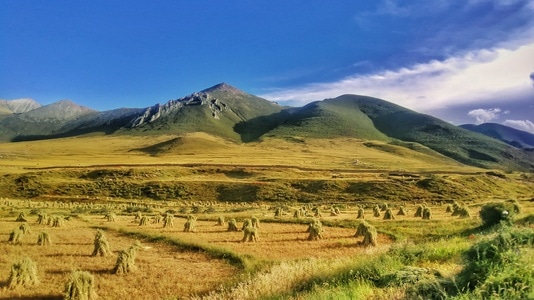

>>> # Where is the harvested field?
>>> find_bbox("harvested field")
[88,215,394,261]
[0,216,239,299]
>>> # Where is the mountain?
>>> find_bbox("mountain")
[1,84,533,171]
[0,98,41,115]
[125,83,286,141]
[460,123,534,149]
[260,94,533,170]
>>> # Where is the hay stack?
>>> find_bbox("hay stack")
[8,228,23,244]
[227,219,239,231]
[373,205,381,217]
[106,213,117,222]
[183,215,196,232]
[64,270,97,300]
[307,220,323,241]
[356,207,365,219]
[37,213,49,225]
[113,240,143,274]
[8,257,38,289]
[422,207,432,220]
[163,213,174,228]
[354,221,377,246]
[242,226,259,242]
[251,216,260,228]
[139,216,148,226]
[15,212,27,222]
[216,216,225,226]
[92,229,111,257]
[397,206,407,216]
[383,208,395,220]
[37,232,51,246]
[414,205,425,217]
[19,223,32,234]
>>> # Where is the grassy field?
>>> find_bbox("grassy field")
[0,134,533,299]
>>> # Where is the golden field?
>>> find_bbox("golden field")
[0,134,533,299]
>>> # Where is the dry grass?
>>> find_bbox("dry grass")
[0,134,480,173]
[88,215,393,261]
[0,216,239,299]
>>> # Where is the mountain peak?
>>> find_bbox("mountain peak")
[0,98,42,114]
[201,83,246,95]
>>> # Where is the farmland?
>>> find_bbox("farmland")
[0,134,533,299]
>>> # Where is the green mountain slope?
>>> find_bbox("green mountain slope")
[125,83,285,142]
[261,94,534,171]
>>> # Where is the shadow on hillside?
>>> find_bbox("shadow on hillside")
[234,110,291,142]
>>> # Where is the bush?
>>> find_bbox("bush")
[64,270,97,300]
[479,202,516,227]
[457,226,534,295]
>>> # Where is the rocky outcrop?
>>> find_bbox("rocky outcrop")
[129,92,229,127]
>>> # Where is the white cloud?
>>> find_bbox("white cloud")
[259,42,534,113]
[468,108,502,123]
[503,119,534,133]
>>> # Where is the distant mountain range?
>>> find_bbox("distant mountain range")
[1,83,533,171]
[460,123,534,149]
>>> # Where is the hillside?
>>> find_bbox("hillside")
[124,83,286,141]
[1,84,533,171]
[460,123,534,149]
[260,94,534,171]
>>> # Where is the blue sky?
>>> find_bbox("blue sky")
[1,0,534,132]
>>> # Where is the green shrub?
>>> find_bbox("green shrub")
[64,270,97,300]
[456,226,534,296]
[8,257,38,289]
[479,202,516,227]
